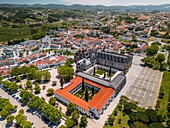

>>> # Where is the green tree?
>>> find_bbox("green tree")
[10,67,21,76]
[65,58,74,67]
[16,76,21,83]
[34,83,41,94]
[6,115,15,123]
[93,67,96,75]
[85,89,89,102]
[34,70,43,82]
[60,77,64,89]
[160,62,167,71]
[52,81,57,86]
[58,65,74,83]
[15,113,26,125]
[8,82,18,92]
[19,109,24,114]
[67,103,76,116]
[47,88,54,96]
[147,43,159,56]
[71,110,80,125]
[80,115,88,128]
[20,66,28,74]
[20,89,33,104]
[43,70,51,81]
[20,120,32,128]
[132,121,147,128]
[148,122,165,128]
[25,80,32,89]
[155,53,165,63]
[109,67,112,76]
[82,78,85,92]
[49,97,56,106]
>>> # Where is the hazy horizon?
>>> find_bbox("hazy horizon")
[0,0,170,6]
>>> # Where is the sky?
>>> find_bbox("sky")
[0,0,170,6]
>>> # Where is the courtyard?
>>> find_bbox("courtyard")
[74,87,98,101]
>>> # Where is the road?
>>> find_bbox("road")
[147,26,153,36]
[0,88,48,128]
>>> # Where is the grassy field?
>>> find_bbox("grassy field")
[156,71,170,118]
[0,28,31,43]
[114,111,130,128]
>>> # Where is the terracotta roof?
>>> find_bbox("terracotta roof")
[55,76,115,112]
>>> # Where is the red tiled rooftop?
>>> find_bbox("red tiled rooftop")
[55,76,115,112]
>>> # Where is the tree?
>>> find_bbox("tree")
[60,77,64,89]
[147,43,159,56]
[10,67,21,77]
[6,115,15,123]
[49,97,56,106]
[65,118,76,128]
[148,122,165,128]
[47,88,54,96]
[104,71,106,79]
[0,76,2,81]
[65,58,74,67]
[16,76,21,83]
[82,78,85,92]
[25,80,32,90]
[93,67,96,75]
[20,89,33,104]
[58,65,74,83]
[155,53,165,63]
[34,83,41,94]
[109,67,112,76]
[34,70,43,82]
[145,109,158,122]
[67,103,76,116]
[43,70,51,81]
[80,115,88,128]
[132,121,147,128]
[15,113,26,125]
[160,62,167,71]
[71,110,80,125]
[8,82,18,92]
[85,89,89,102]
[20,120,32,128]
[20,66,28,74]
[19,109,24,114]
[52,81,57,86]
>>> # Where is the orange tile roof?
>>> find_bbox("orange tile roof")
[55,76,115,112]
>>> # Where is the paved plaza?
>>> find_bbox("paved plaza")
[125,67,163,108]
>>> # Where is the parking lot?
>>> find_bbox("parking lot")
[125,67,163,108]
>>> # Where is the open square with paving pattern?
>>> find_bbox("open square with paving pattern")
[125,67,163,108]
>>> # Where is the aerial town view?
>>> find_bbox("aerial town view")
[0,0,170,128]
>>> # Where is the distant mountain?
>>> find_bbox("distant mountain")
[0,4,170,11]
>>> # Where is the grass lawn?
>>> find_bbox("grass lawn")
[114,111,130,128]
[0,28,31,43]
[156,71,170,118]
[107,72,115,78]
[74,88,97,101]
[96,70,104,75]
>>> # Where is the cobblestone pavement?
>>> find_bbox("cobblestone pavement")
[125,67,163,108]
